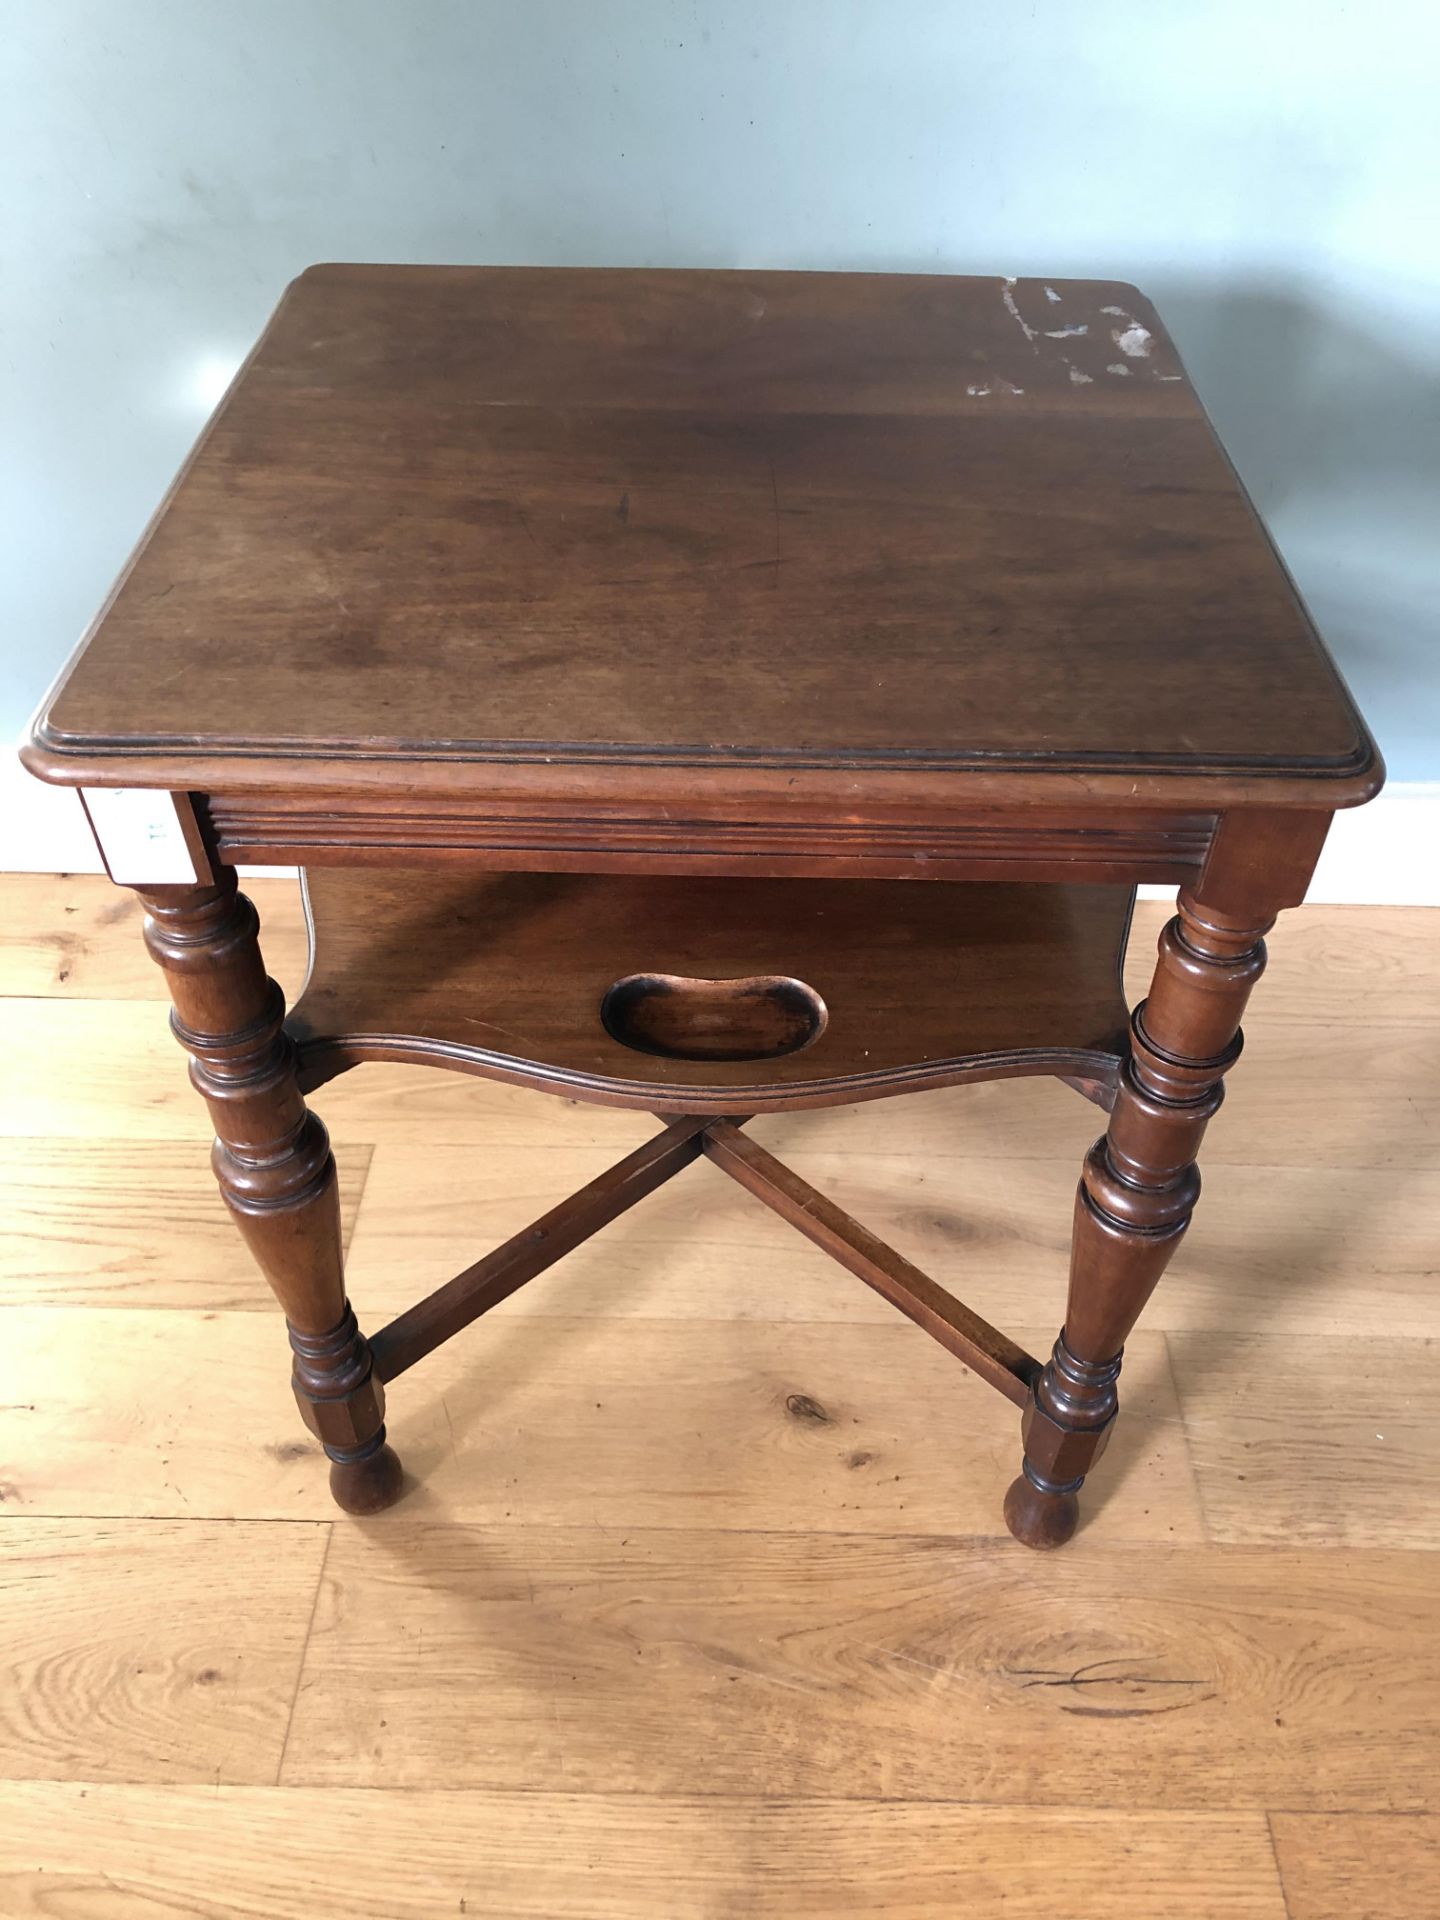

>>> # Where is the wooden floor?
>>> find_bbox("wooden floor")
[0,873,1437,1917]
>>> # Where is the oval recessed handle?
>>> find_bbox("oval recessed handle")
[601,972,827,1063]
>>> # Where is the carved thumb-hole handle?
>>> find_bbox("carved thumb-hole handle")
[601,972,827,1062]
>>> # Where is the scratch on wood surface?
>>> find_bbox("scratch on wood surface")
[766,454,781,586]
[1114,323,1153,358]
[1000,276,1039,350]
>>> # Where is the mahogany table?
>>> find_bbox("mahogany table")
[24,265,1381,1548]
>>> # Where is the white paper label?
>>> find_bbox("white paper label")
[81,788,199,885]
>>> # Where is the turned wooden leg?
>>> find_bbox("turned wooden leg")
[139,870,403,1515]
[1005,886,1273,1548]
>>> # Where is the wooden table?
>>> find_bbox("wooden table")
[23,265,1381,1547]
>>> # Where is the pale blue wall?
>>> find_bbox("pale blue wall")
[4,0,1436,774]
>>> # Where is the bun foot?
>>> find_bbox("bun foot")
[328,1436,405,1515]
[1003,1470,1080,1550]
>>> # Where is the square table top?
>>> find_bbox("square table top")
[28,264,1379,813]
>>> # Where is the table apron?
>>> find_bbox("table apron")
[198,793,1218,886]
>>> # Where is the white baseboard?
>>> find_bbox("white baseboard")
[1134,781,1440,907]
[1305,783,1440,905]
[3,756,108,873]
[0,757,300,883]
[4,749,1436,906]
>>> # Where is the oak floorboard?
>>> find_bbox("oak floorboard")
[1123,901,1440,1029]
[0,1782,1288,1918]
[7,988,1433,1171]
[1171,1334,1440,1548]
[0,873,307,1002]
[4,1108,1434,1337]
[0,1307,1200,1539]
[343,1137,1076,1327]
[283,1528,1440,1809]
[342,1140,1440,1338]
[0,996,637,1145]
[308,1028,1439,1169]
[0,999,213,1141]
[1,875,1436,1909]
[1269,1813,1440,1920]
[0,1139,372,1308]
[0,1518,328,1784]
[3,1110,1434,1339]
[755,1022,1440,1172]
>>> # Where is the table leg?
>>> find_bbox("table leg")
[1004,886,1274,1548]
[138,870,403,1515]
